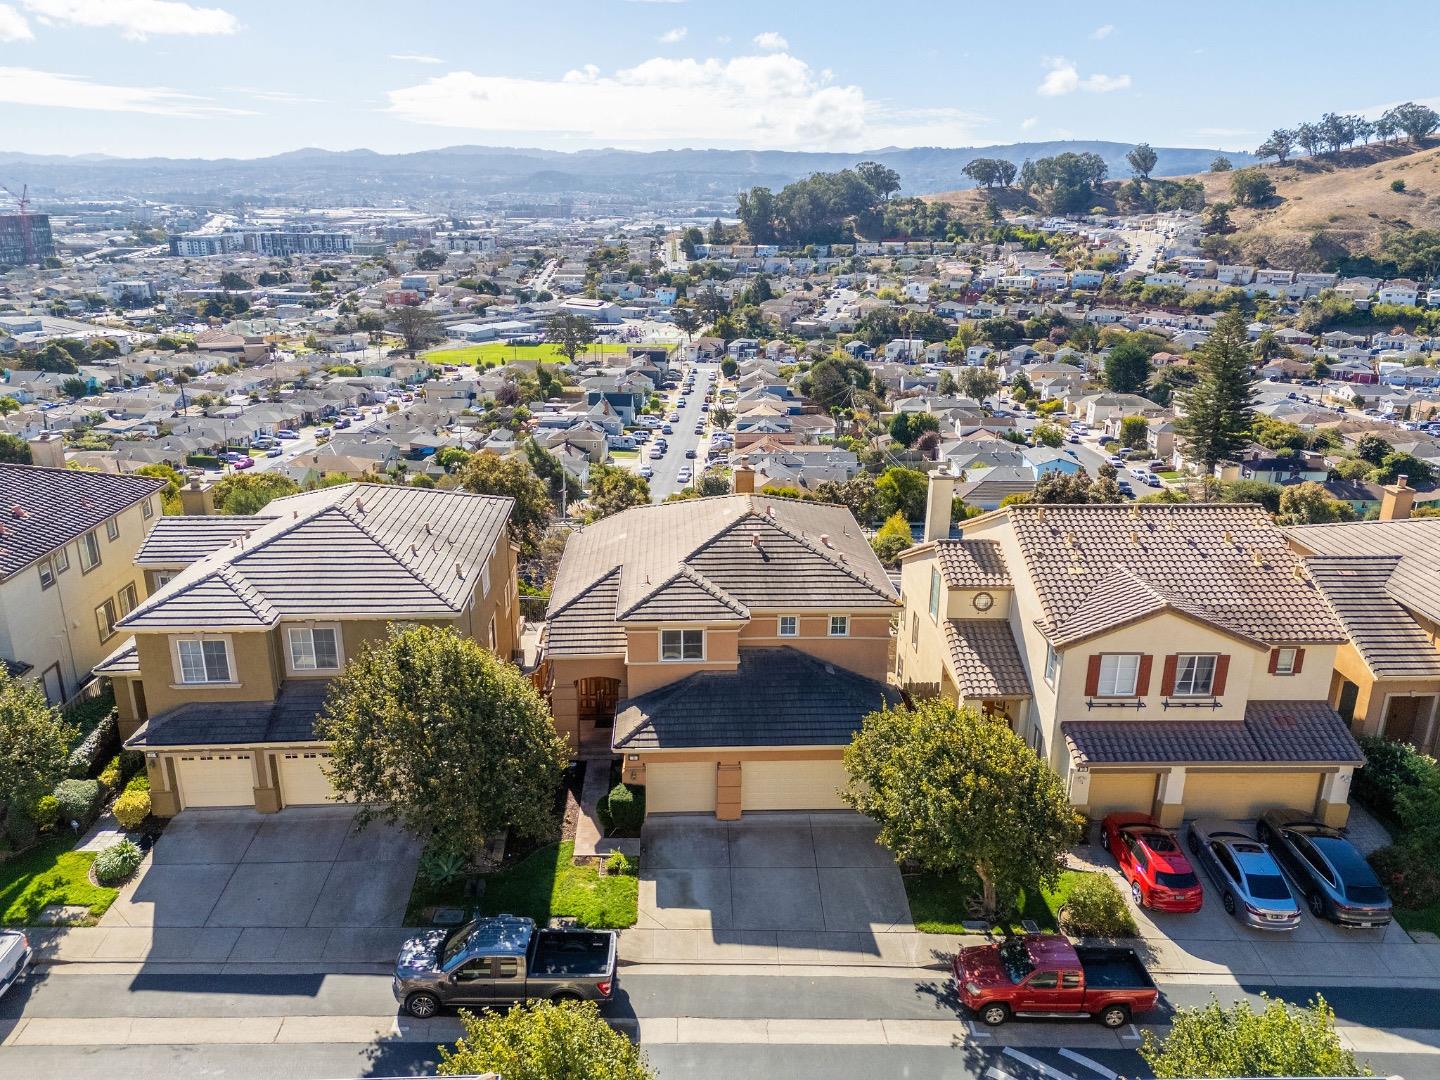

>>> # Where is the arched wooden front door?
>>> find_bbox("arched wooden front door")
[576,677,621,730]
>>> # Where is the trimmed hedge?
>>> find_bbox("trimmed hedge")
[53,779,102,829]
[1371,843,1440,909]
[113,790,151,830]
[66,710,119,780]
[1061,873,1138,937]
[1353,735,1436,824]
[597,783,645,837]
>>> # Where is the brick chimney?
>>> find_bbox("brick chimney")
[923,468,957,543]
[179,478,216,516]
[27,432,66,469]
[1380,474,1415,521]
[733,467,756,495]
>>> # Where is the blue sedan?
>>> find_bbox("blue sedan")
[1187,820,1300,931]
[1257,809,1392,928]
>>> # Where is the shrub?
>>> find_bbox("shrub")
[3,804,37,846]
[92,839,143,885]
[53,778,102,828]
[1392,179,1407,194]
[1353,736,1438,825]
[66,710,119,780]
[1369,843,1440,909]
[1061,873,1138,937]
[124,772,150,794]
[598,783,645,837]
[418,848,468,887]
[32,794,60,831]
[604,849,636,876]
[113,789,152,830]
[97,754,124,793]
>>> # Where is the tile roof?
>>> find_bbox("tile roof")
[93,637,140,676]
[943,620,1032,698]
[0,464,164,580]
[546,496,895,657]
[120,484,512,631]
[1062,700,1363,767]
[127,680,329,748]
[612,647,900,750]
[136,515,276,567]
[1289,519,1440,627]
[1002,504,1344,646]
[1303,555,1440,680]
[935,539,1011,589]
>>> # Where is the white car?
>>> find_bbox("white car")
[638,465,654,478]
[0,930,30,1001]
[677,467,693,484]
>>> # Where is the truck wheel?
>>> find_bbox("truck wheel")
[1098,1004,1130,1029]
[405,992,440,1019]
[979,1003,1010,1026]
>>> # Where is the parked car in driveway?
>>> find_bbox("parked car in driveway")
[1101,813,1203,912]
[394,915,616,1018]
[1187,820,1300,930]
[0,930,30,1000]
[1256,809,1392,927]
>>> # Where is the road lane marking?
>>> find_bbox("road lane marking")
[984,1069,1022,1080]
[970,1020,993,1038]
[1122,1023,1141,1041]
[1003,1046,1079,1080]
[1059,1047,1120,1079]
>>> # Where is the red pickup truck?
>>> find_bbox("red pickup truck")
[953,934,1158,1028]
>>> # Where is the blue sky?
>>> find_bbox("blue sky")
[0,0,1435,159]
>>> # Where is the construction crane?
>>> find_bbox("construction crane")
[1,183,37,264]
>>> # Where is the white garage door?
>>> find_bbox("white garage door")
[278,751,337,806]
[1184,771,1320,819]
[741,760,850,811]
[644,762,715,814]
[176,753,255,809]
[1086,771,1159,816]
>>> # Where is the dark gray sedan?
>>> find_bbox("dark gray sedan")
[1257,809,1392,928]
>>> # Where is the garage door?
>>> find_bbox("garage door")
[644,762,715,814]
[1086,771,1159,815]
[278,751,337,806]
[176,753,255,809]
[1184,771,1320,819]
[741,760,850,811]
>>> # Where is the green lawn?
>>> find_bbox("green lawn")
[1156,470,1181,480]
[479,842,637,929]
[425,342,673,367]
[0,835,119,926]
[1394,904,1440,937]
[903,869,1092,935]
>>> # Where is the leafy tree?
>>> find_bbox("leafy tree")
[1118,415,1150,450]
[856,160,902,202]
[844,699,1080,916]
[584,464,650,522]
[217,270,251,290]
[1103,340,1152,394]
[960,367,1000,402]
[962,158,1018,188]
[1354,433,1392,465]
[1139,994,1368,1079]
[1175,311,1257,471]
[802,356,872,411]
[1010,370,1033,402]
[134,463,185,514]
[1230,168,1276,207]
[0,396,19,415]
[454,452,554,557]
[936,370,960,397]
[318,626,568,859]
[61,377,90,399]
[1373,451,1434,487]
[671,304,700,341]
[438,999,654,1080]
[980,316,1024,348]
[0,668,74,840]
[875,466,928,521]
[1127,143,1159,179]
[413,248,446,271]
[1276,482,1356,526]
[889,411,938,448]
[389,305,443,358]
[211,472,300,515]
[1210,155,1233,173]
[1033,423,1065,448]
[545,312,598,364]
[1018,152,1108,214]
[812,473,880,526]
[0,434,32,464]
[870,511,914,565]
[1025,470,1123,504]
[1384,101,1440,144]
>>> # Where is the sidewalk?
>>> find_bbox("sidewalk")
[571,754,639,864]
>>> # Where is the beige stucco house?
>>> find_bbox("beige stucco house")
[894,474,1362,828]
[98,483,521,816]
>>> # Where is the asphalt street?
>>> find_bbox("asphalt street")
[640,360,718,501]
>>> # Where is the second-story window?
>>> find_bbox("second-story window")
[1173,654,1218,696]
[660,629,704,661]
[177,638,231,684]
[106,517,120,542]
[1044,643,1060,687]
[928,568,941,620]
[79,530,102,572]
[288,626,340,672]
[1273,647,1298,675]
[778,615,798,637]
[1097,654,1141,697]
[829,615,850,637]
[39,559,56,590]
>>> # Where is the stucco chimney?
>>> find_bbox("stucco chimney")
[1380,474,1415,521]
[179,478,216,516]
[27,432,65,469]
[733,467,756,495]
[923,468,957,543]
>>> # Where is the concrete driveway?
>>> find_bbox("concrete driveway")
[638,812,913,934]
[102,805,422,931]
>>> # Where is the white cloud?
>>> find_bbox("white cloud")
[752,31,788,51]
[0,4,33,41]
[21,0,238,40]
[0,66,253,116]
[1036,57,1130,96]
[1020,116,1038,130]
[1090,23,1114,39]
[224,85,326,105]
[389,52,444,64]
[386,51,987,150]
[659,26,686,44]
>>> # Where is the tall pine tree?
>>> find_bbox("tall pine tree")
[1175,310,1256,472]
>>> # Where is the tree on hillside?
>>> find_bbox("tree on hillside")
[856,161,902,202]
[843,699,1080,916]
[1256,128,1296,164]
[1104,339,1153,394]
[438,1000,654,1080]
[583,464,650,522]
[1175,310,1257,472]
[1139,994,1367,1079]
[454,452,554,558]
[0,668,74,843]
[1126,143,1159,179]
[389,305,442,358]
[1385,101,1440,145]
[1209,155,1233,173]
[962,158,1018,188]
[545,312,597,363]
[1230,168,1276,207]
[319,626,568,859]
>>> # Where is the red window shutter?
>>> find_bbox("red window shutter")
[1085,655,1101,697]
[1268,649,1279,674]
[1212,655,1230,696]
[1160,655,1177,696]
[1293,648,1305,674]
[1136,654,1154,696]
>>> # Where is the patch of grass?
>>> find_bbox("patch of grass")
[480,841,637,929]
[425,342,670,367]
[903,870,1062,935]
[609,448,639,459]
[1395,904,1440,937]
[404,869,469,925]
[1156,470,1181,480]
[0,835,118,925]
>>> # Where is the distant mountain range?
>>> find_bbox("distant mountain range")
[0,141,1256,210]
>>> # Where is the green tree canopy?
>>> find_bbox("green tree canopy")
[0,434,32,464]
[1230,167,1276,207]
[1175,310,1257,471]
[211,472,300,515]
[545,312,598,363]
[1118,415,1150,450]
[454,451,554,557]
[875,466,928,521]
[583,464,650,522]
[0,669,74,838]
[1126,142,1159,179]
[439,1000,654,1080]
[389,305,443,358]
[1103,339,1153,394]
[1276,482,1356,526]
[317,625,569,858]
[870,511,914,565]
[133,463,185,514]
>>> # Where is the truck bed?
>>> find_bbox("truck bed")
[1074,946,1155,990]
[530,929,614,978]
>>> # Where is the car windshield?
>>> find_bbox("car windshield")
[1245,873,1291,901]
[1155,870,1199,889]
[440,921,476,967]
[998,937,1034,985]
[1312,838,1382,895]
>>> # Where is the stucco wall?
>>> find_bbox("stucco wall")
[133,629,281,716]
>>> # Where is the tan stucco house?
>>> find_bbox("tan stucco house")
[895,475,1362,828]
[98,483,521,816]
[540,495,899,819]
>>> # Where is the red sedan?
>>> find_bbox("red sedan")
[1101,813,1203,912]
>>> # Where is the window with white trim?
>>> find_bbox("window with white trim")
[38,559,56,590]
[78,530,101,572]
[177,638,232,684]
[777,615,798,637]
[829,615,850,637]
[54,546,69,574]
[1044,643,1060,687]
[928,568,942,620]
[287,626,340,672]
[142,497,155,520]
[105,517,120,542]
[1097,653,1141,697]
[1173,654,1217,696]
[660,628,704,661]
[1273,647,1298,675]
